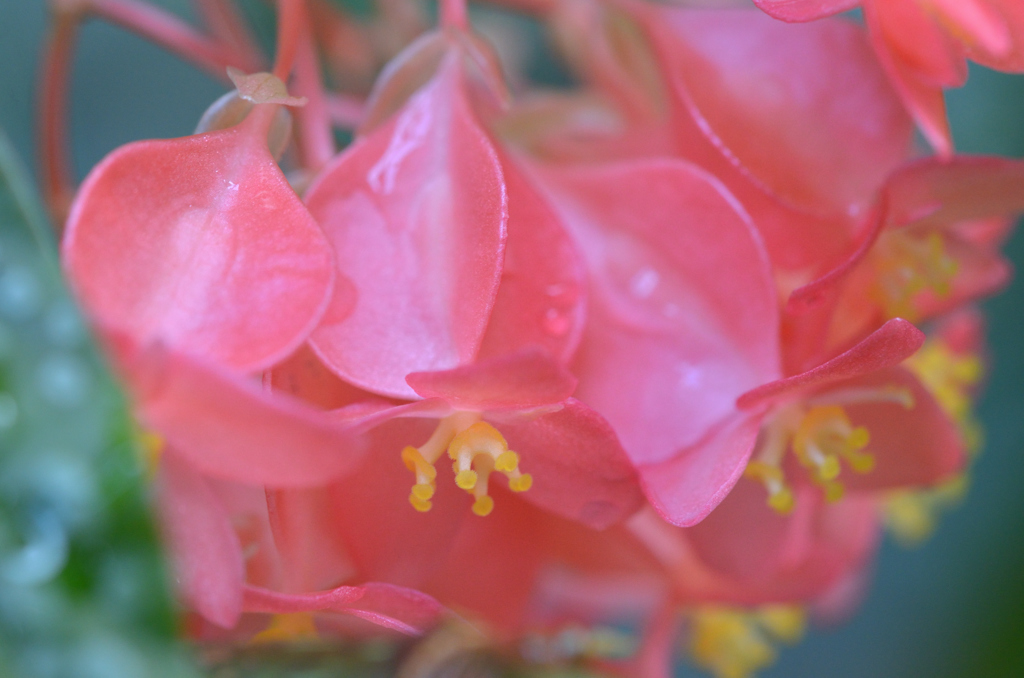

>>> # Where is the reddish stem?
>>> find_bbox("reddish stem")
[191,0,266,72]
[272,0,308,80]
[38,12,79,228]
[293,27,336,171]
[89,0,244,80]
[440,0,468,31]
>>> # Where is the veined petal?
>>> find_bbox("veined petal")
[307,53,507,398]
[62,115,336,373]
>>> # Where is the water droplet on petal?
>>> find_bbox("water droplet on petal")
[629,266,659,300]
[542,308,571,337]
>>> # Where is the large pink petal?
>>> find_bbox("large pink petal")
[63,112,336,373]
[120,337,368,487]
[638,413,764,528]
[838,367,965,491]
[751,0,860,22]
[496,398,645,529]
[738,319,925,410]
[406,348,577,411]
[157,452,245,628]
[641,6,912,215]
[243,583,443,636]
[967,0,1024,71]
[307,53,507,398]
[539,159,779,466]
[477,150,588,364]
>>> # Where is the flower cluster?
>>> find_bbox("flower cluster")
[43,0,1024,675]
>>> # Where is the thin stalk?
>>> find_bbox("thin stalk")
[272,0,308,80]
[89,0,241,81]
[38,12,79,228]
[440,0,468,31]
[293,28,336,171]
[325,93,366,130]
[191,0,266,72]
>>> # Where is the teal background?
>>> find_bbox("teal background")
[0,2,1022,676]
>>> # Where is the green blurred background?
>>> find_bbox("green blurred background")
[0,2,1022,676]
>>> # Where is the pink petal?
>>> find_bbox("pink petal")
[307,53,507,398]
[267,343,391,411]
[967,0,1024,71]
[751,0,860,22]
[540,159,779,466]
[864,3,954,156]
[477,150,588,364]
[242,583,444,636]
[738,318,925,410]
[157,451,244,628]
[643,7,912,215]
[838,367,966,491]
[497,398,645,529]
[406,348,577,411]
[638,413,764,528]
[885,156,1024,229]
[62,114,336,373]
[119,334,368,487]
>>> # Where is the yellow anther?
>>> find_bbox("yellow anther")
[907,337,984,456]
[455,469,478,490]
[822,481,844,503]
[756,606,805,644]
[400,415,532,516]
[509,473,533,492]
[412,483,435,501]
[496,450,519,472]
[744,461,794,515]
[884,474,970,545]
[472,495,495,516]
[410,494,433,512]
[251,613,319,644]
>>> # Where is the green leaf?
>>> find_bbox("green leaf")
[0,126,201,678]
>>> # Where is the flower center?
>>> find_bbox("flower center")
[402,413,532,516]
[872,230,958,321]
[745,386,913,513]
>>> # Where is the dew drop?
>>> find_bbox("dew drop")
[542,308,571,337]
[629,266,659,300]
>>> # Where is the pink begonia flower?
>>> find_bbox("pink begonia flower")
[752,0,1024,154]
[304,31,586,399]
[167,344,644,637]
[784,156,1024,372]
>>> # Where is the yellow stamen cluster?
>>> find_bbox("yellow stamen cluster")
[885,335,984,545]
[250,612,319,644]
[134,428,164,479]
[745,387,912,514]
[688,605,805,678]
[401,414,532,516]
[906,338,983,453]
[873,230,958,321]
[792,405,874,503]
